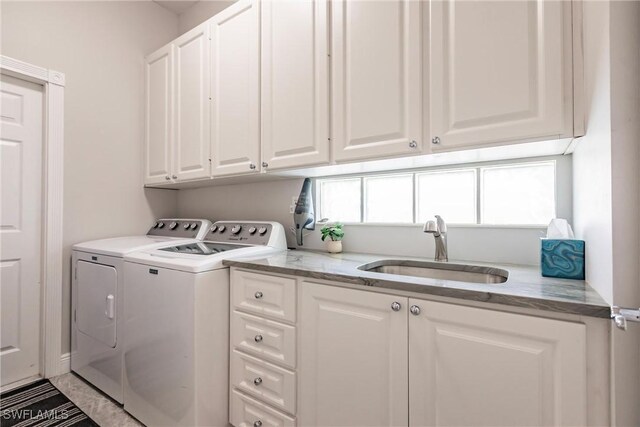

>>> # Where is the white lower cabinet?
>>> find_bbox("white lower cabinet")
[230,270,591,427]
[298,282,409,427]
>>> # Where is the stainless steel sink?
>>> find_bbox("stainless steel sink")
[358,260,509,284]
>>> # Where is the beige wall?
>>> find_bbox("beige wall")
[178,0,235,35]
[1,1,181,353]
[573,1,640,425]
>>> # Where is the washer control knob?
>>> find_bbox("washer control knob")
[183,223,190,229]
[210,225,218,233]
[258,227,267,235]
[218,225,226,233]
[248,227,257,234]
[190,223,198,230]
[231,225,242,234]
[169,222,178,230]
[157,222,165,228]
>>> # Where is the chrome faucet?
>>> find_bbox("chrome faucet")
[423,215,448,262]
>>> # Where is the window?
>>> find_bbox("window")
[316,160,557,226]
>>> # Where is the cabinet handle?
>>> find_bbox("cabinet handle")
[254,421,262,427]
[253,377,263,386]
[410,305,421,316]
[254,334,263,343]
[432,136,441,145]
[249,163,256,170]
[409,140,418,148]
[172,175,177,179]
[165,175,170,180]
[262,162,269,168]
[255,291,263,299]
[391,302,402,312]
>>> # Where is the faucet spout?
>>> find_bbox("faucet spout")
[423,215,448,262]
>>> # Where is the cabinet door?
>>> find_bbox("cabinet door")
[144,44,173,184]
[299,282,408,426]
[210,0,260,177]
[331,0,422,163]
[408,299,587,426]
[261,0,329,170]
[430,0,569,150]
[174,23,211,181]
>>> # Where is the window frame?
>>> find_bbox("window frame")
[315,158,561,228]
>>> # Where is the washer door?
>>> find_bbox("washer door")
[76,260,117,348]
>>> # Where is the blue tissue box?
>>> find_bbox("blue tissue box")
[541,239,585,280]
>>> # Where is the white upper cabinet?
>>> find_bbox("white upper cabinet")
[260,0,330,171]
[144,44,173,185]
[331,0,423,163]
[429,0,572,150]
[409,299,587,426]
[210,0,261,177]
[299,282,409,426]
[174,23,211,181]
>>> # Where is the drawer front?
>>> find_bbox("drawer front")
[232,311,296,369]
[231,390,296,427]
[232,270,297,323]
[231,349,296,414]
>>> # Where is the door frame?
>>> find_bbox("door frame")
[1,55,65,379]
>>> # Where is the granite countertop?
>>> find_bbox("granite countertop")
[222,250,611,318]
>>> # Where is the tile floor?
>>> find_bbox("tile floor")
[49,373,141,427]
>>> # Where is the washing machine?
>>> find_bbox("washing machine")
[122,221,287,427]
[71,218,212,404]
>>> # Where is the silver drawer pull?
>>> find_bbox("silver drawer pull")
[254,334,263,343]
[255,291,263,299]
[391,302,401,312]
[410,305,421,316]
[253,377,262,386]
[254,421,262,427]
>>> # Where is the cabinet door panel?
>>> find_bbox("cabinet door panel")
[261,0,329,170]
[299,282,408,426]
[144,45,172,184]
[409,299,587,426]
[331,0,422,162]
[174,24,211,181]
[430,0,569,149]
[210,0,260,177]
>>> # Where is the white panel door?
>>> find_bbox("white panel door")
[409,299,587,426]
[261,0,329,170]
[430,0,569,150]
[331,0,422,163]
[0,75,43,386]
[210,0,260,177]
[174,23,211,181]
[144,44,173,184]
[299,282,408,426]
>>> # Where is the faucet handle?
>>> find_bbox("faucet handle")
[435,215,447,234]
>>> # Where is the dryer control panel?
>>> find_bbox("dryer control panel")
[146,219,212,240]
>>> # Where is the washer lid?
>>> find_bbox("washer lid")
[72,236,198,257]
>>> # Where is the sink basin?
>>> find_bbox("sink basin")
[358,260,509,284]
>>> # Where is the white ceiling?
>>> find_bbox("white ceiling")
[153,0,199,15]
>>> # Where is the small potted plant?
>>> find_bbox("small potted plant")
[320,223,344,253]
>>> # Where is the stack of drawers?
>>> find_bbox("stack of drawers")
[229,269,298,427]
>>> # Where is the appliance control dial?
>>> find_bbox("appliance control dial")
[190,223,198,229]
[248,227,257,234]
[157,222,165,228]
[154,222,160,228]
[231,225,242,234]
[218,225,226,233]
[258,227,267,235]
[210,225,218,233]
[169,222,178,230]
[183,223,190,229]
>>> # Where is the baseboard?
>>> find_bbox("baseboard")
[58,352,71,375]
